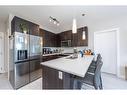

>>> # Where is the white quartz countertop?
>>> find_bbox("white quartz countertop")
[41,55,94,77]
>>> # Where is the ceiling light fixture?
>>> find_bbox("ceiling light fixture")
[57,23,59,26]
[49,16,60,26]
[82,27,86,40]
[54,21,56,24]
[72,18,77,34]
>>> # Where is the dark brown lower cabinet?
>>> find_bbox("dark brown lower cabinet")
[42,55,59,62]
[42,66,73,89]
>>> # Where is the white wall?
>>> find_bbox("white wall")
[0,14,14,75]
[0,20,7,73]
[59,46,89,53]
[88,17,127,79]
[7,14,15,79]
[0,22,6,32]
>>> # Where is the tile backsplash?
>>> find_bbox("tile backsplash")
[58,46,89,53]
[43,46,93,54]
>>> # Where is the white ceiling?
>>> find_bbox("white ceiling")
[0,6,127,33]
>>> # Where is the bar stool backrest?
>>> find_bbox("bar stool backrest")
[94,61,103,88]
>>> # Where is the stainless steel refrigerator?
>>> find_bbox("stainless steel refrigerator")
[29,35,42,82]
[9,32,42,89]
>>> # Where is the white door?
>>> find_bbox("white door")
[94,29,117,75]
[0,32,4,73]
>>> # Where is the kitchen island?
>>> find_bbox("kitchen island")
[41,55,94,89]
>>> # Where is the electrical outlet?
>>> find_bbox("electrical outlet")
[58,71,63,80]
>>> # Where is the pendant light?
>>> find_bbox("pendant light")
[82,28,86,40]
[72,18,77,34]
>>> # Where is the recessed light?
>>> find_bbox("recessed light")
[54,21,56,24]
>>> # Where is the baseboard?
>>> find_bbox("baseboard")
[102,72,125,80]
[1,70,8,74]
[117,75,125,80]
[0,70,5,74]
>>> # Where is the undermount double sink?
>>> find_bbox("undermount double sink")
[65,54,78,59]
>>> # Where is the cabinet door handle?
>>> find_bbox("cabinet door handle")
[58,71,63,80]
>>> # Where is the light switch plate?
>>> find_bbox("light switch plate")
[58,71,63,80]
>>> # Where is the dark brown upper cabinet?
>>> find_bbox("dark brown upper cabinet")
[64,30,72,40]
[39,29,57,47]
[39,26,88,47]
[59,26,88,47]
[71,33,78,47]
[11,16,29,34]
[59,30,72,41]
[77,27,88,46]
[56,34,61,47]
[39,28,44,37]
[71,27,88,47]
[29,22,39,36]
[11,16,39,36]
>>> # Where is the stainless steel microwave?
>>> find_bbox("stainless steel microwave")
[61,40,71,47]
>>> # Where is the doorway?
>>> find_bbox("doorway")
[0,32,4,73]
[94,28,120,76]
